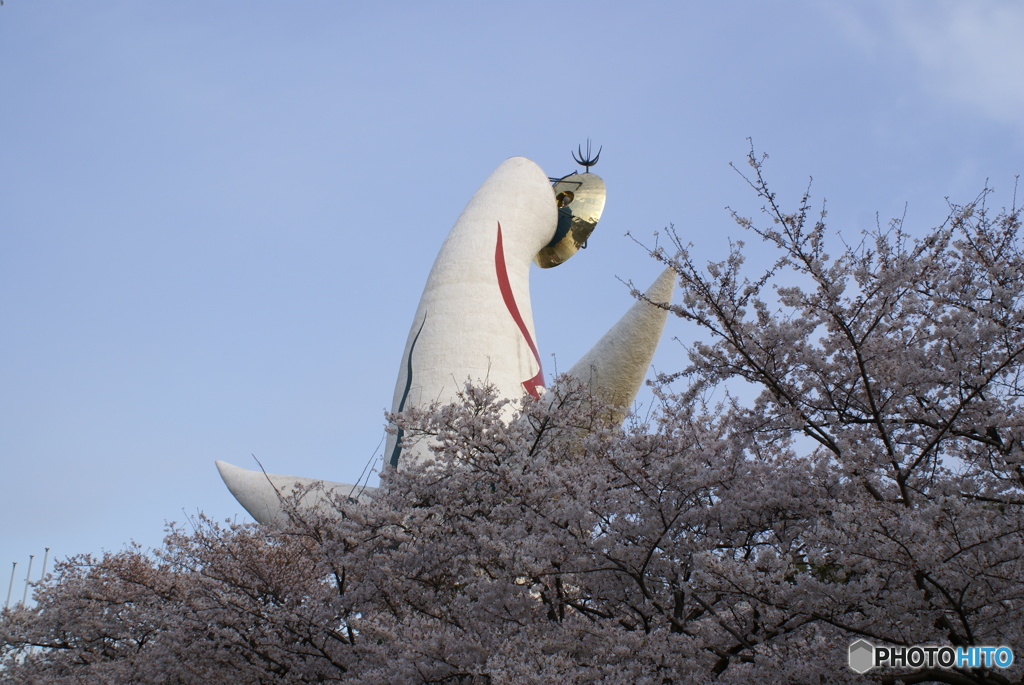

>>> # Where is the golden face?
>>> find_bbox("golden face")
[534,172,606,268]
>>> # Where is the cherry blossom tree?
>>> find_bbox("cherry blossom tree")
[3,154,1023,684]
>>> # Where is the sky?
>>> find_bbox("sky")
[3,1,1024,595]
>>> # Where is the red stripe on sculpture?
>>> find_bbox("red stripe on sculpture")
[495,222,545,398]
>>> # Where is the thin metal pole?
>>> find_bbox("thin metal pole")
[40,547,50,581]
[21,554,34,605]
[5,562,16,610]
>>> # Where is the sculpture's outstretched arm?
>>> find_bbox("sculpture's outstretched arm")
[563,267,675,422]
[216,460,373,525]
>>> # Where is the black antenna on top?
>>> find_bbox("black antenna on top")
[572,139,602,172]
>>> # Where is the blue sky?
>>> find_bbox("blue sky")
[3,1,1023,589]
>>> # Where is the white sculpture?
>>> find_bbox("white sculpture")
[217,155,673,524]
